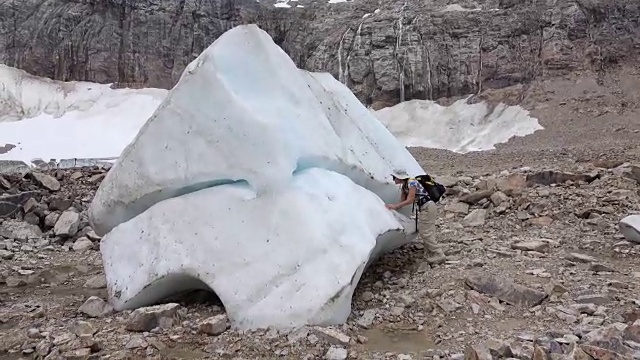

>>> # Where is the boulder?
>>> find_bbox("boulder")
[89,25,422,330]
[460,190,494,205]
[30,172,61,191]
[126,303,181,332]
[619,215,640,243]
[465,274,547,307]
[78,296,112,318]
[462,209,487,227]
[0,219,42,241]
[198,315,229,336]
[526,170,598,186]
[54,210,80,237]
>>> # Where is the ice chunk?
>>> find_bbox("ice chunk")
[89,24,423,236]
[620,215,640,243]
[102,168,415,329]
[91,24,423,330]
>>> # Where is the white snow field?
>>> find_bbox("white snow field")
[374,98,544,153]
[90,24,423,330]
[0,64,167,164]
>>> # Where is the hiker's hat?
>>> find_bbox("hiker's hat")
[391,169,410,180]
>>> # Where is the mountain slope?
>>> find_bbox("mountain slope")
[0,0,638,106]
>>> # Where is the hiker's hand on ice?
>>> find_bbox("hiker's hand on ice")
[385,204,398,210]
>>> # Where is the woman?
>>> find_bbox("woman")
[386,170,447,266]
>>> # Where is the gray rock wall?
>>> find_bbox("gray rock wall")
[1,0,638,106]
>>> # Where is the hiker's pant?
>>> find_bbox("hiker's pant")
[420,201,440,255]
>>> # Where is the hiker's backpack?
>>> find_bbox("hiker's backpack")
[414,174,447,205]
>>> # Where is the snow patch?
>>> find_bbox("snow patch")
[91,24,421,330]
[374,98,544,153]
[0,65,167,164]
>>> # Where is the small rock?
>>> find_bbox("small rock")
[312,327,350,345]
[590,263,616,273]
[83,274,107,289]
[86,231,101,241]
[125,335,148,349]
[486,338,515,358]
[437,299,462,313]
[0,219,42,241]
[89,173,106,183]
[78,296,113,317]
[526,170,597,186]
[44,212,60,228]
[72,237,93,252]
[566,253,597,264]
[49,199,73,211]
[445,201,470,214]
[23,212,40,225]
[497,174,527,193]
[575,294,611,305]
[126,303,181,332]
[464,343,492,360]
[357,309,377,328]
[54,210,81,237]
[198,314,229,336]
[462,209,487,227]
[23,198,39,213]
[6,276,27,287]
[35,340,51,356]
[0,249,14,260]
[511,240,549,253]
[361,291,374,302]
[489,191,509,206]
[31,172,61,191]
[460,190,495,205]
[27,328,41,339]
[608,280,628,289]
[70,320,97,337]
[544,281,568,296]
[624,320,640,343]
[325,346,347,360]
[465,273,547,307]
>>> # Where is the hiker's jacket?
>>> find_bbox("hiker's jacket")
[402,178,431,203]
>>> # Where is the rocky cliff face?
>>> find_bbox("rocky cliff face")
[1,0,638,107]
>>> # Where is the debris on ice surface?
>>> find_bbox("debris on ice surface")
[374,98,544,153]
[90,24,423,330]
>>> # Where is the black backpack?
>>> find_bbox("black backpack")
[414,174,447,205]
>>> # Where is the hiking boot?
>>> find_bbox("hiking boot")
[426,252,446,265]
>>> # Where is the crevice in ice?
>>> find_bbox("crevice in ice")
[100,158,399,237]
[99,178,250,235]
[114,272,225,311]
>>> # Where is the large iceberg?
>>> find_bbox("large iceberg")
[90,24,424,330]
